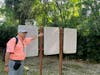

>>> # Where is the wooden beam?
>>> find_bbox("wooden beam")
[39,26,43,75]
[59,27,63,75]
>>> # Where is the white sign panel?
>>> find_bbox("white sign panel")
[44,27,59,55]
[63,28,77,54]
[18,25,38,57]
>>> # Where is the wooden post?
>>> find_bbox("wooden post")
[39,26,43,75]
[59,28,63,75]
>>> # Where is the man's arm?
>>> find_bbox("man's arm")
[4,52,10,72]
[4,38,16,72]
[31,33,43,40]
[24,33,43,47]
[5,52,10,66]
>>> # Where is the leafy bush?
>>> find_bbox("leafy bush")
[0,25,17,47]
[76,28,100,62]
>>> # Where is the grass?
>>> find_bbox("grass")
[0,56,7,75]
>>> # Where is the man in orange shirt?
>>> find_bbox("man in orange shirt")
[4,27,43,75]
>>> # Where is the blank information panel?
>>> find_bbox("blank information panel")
[63,28,77,54]
[18,25,38,57]
[44,27,59,55]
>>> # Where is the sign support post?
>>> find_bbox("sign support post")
[39,26,43,75]
[59,28,63,75]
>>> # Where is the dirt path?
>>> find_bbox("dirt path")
[25,56,100,75]
[0,56,100,75]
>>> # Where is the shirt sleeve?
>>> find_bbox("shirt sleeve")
[23,37,33,47]
[6,38,16,53]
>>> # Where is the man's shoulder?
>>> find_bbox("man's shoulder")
[7,37,16,44]
[9,37,16,41]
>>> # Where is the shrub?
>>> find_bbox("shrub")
[0,25,17,47]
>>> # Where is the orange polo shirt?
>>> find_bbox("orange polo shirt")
[6,36,32,60]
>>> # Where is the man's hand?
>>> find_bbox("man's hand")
[4,66,9,73]
[39,33,43,37]
[32,33,43,40]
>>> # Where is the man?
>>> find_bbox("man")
[4,27,43,75]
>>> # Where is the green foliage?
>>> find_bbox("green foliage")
[0,25,17,47]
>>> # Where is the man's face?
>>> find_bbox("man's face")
[22,32,27,38]
[19,32,27,38]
